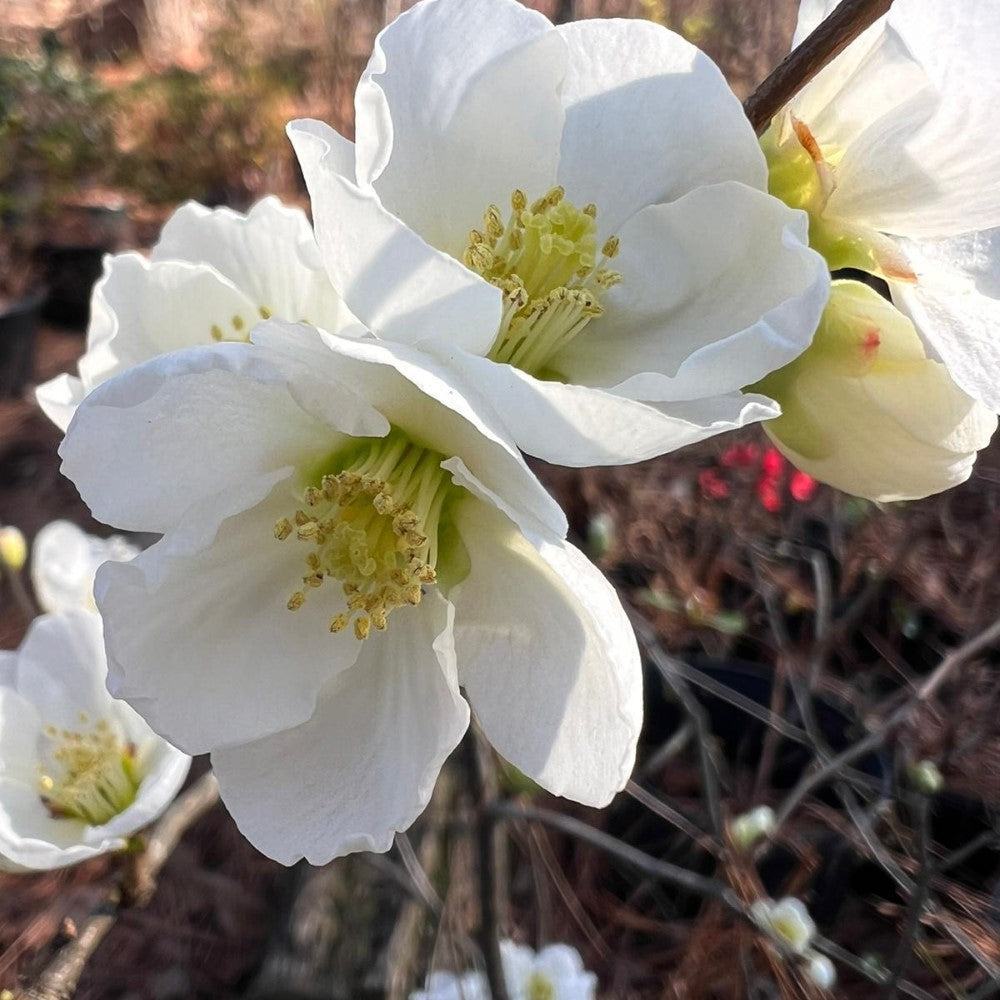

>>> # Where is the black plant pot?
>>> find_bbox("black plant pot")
[0,289,44,397]
[38,243,107,329]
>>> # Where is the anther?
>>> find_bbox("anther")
[274,518,293,541]
[287,591,305,611]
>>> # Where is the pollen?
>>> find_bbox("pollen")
[463,187,623,377]
[37,720,141,826]
[274,431,455,640]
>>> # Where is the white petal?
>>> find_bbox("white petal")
[13,610,114,731]
[423,344,779,465]
[35,373,86,433]
[559,183,828,399]
[452,501,640,807]
[212,592,468,864]
[355,0,564,256]
[891,230,1000,411]
[59,338,384,533]
[78,252,260,387]
[288,119,502,354]
[152,197,349,330]
[95,475,365,754]
[31,520,138,614]
[313,330,567,540]
[0,687,40,784]
[793,0,1000,238]
[556,18,765,235]
[0,778,106,872]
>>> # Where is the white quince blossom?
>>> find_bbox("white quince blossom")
[287,0,829,468]
[751,897,816,955]
[0,610,190,872]
[409,971,490,1000]
[409,941,596,1000]
[58,321,642,864]
[766,0,1000,412]
[36,196,356,431]
[752,281,996,501]
[501,940,597,1000]
[31,519,139,613]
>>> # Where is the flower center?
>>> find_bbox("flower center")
[525,972,556,1000]
[274,431,455,640]
[38,717,140,826]
[209,305,276,344]
[463,187,622,378]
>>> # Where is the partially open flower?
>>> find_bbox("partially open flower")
[36,197,356,431]
[751,897,817,955]
[765,0,1000,413]
[0,610,190,872]
[752,281,996,501]
[289,0,828,467]
[59,322,641,864]
[31,520,139,614]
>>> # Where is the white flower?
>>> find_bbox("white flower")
[0,610,190,872]
[288,0,829,468]
[36,197,356,431]
[409,942,596,1000]
[409,971,490,1000]
[752,281,996,501]
[751,897,816,955]
[766,0,1000,413]
[501,940,597,1000]
[31,520,139,613]
[59,321,642,865]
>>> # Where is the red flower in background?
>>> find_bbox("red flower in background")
[702,443,819,512]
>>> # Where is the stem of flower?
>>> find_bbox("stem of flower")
[743,0,896,135]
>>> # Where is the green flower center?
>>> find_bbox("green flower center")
[275,431,458,640]
[525,971,556,1000]
[463,187,623,378]
[38,717,140,826]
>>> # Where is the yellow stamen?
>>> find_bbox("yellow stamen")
[462,188,623,377]
[38,721,140,826]
[275,431,456,640]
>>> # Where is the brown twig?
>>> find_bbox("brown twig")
[16,773,220,1000]
[743,0,895,134]
[465,728,510,1000]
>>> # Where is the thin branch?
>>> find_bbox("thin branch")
[881,796,932,1000]
[17,773,220,1000]
[492,802,740,909]
[465,729,510,1000]
[743,0,895,134]
[630,615,724,837]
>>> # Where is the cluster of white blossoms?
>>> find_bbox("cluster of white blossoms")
[409,941,596,1000]
[757,0,999,499]
[3,0,994,882]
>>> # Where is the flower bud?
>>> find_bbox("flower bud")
[729,805,776,850]
[908,760,944,796]
[804,952,836,991]
[751,281,997,501]
[0,526,27,573]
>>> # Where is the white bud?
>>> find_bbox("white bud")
[729,805,776,849]
[804,952,836,991]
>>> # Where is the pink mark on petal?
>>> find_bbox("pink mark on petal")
[860,326,881,358]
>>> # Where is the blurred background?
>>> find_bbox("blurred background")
[3,3,1000,999]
